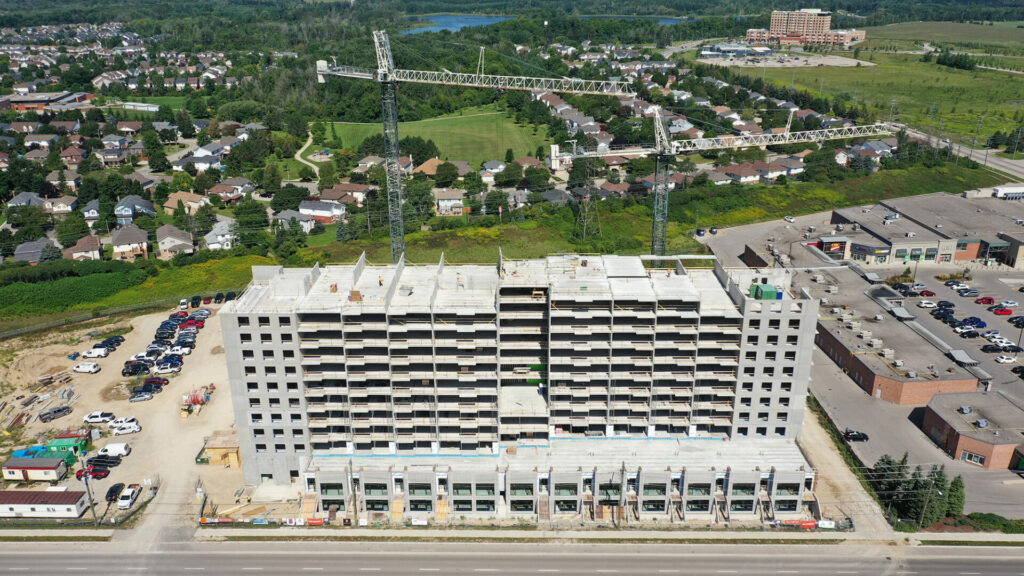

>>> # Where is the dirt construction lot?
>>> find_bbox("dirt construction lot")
[0,306,241,527]
[700,53,875,68]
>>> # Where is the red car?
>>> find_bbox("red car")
[144,377,169,387]
[182,320,205,329]
[76,466,110,480]
[995,307,1013,316]
[976,297,995,305]
[202,296,212,304]
[920,290,936,297]
[169,311,189,318]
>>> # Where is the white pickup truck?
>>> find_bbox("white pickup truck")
[118,484,141,510]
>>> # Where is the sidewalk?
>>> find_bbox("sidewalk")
[194,527,858,541]
[0,529,115,539]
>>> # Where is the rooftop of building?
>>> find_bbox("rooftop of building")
[878,193,1024,246]
[928,391,1024,445]
[791,266,974,383]
[833,206,944,244]
[226,255,772,316]
[307,437,812,475]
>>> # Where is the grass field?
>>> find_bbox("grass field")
[310,163,999,264]
[125,96,189,111]
[741,53,1024,139]
[330,105,550,167]
[863,22,1024,52]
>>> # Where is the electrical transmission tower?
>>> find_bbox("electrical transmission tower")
[317,31,633,262]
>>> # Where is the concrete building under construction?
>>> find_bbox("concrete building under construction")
[220,254,820,523]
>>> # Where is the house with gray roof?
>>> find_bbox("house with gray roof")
[114,194,155,225]
[274,210,314,234]
[7,192,45,208]
[156,224,194,259]
[204,219,236,251]
[14,238,55,264]
[111,224,148,261]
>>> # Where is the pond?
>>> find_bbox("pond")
[403,14,513,34]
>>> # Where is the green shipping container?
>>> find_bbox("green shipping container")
[759,284,777,300]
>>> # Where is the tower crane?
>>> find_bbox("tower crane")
[317,31,635,262]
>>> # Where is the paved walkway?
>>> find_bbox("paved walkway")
[294,132,319,178]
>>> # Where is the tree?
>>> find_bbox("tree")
[56,211,90,247]
[172,171,194,192]
[233,195,270,247]
[148,147,170,172]
[336,219,348,242]
[271,184,309,212]
[76,153,102,175]
[318,162,338,191]
[434,162,459,188]
[463,171,485,195]
[535,145,546,160]
[402,177,435,223]
[38,242,62,263]
[263,163,282,196]
[946,476,965,517]
[494,162,523,188]
[505,148,514,163]
[484,190,508,215]
[524,166,552,193]
[298,165,316,181]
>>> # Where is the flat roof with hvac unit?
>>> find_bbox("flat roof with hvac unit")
[923,391,1024,470]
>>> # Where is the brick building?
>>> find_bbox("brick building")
[922,391,1024,470]
[746,9,865,46]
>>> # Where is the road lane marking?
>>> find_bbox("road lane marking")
[182,570,205,572]
[596,571,619,574]
[241,570,263,572]
[836,572,858,574]
[717,571,738,574]
[474,571,500,573]
[67,570,87,573]
[359,570,381,572]
[960,573,980,575]
[776,572,799,574]
[658,571,680,574]
[302,570,324,572]
[538,571,561,573]
[419,571,440,572]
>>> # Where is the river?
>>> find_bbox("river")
[402,14,693,35]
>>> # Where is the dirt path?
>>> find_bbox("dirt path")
[294,132,319,179]
[799,411,895,539]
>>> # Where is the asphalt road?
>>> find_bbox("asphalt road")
[901,126,1024,182]
[4,543,1023,575]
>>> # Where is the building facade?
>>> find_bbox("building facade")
[220,255,819,522]
[746,9,865,46]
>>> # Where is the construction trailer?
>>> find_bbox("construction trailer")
[1,457,69,482]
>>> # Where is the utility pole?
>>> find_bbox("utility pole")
[80,466,100,526]
[970,115,983,162]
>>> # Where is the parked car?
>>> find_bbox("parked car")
[981,344,1004,353]
[893,283,909,291]
[130,351,161,363]
[122,364,150,377]
[179,299,189,310]
[983,330,1001,338]
[76,466,109,480]
[995,308,1013,316]
[944,280,962,287]
[954,325,976,334]
[917,300,936,309]
[202,295,212,304]
[118,484,141,510]
[81,348,109,359]
[153,364,181,375]
[98,443,131,458]
[106,483,126,503]
[996,355,1017,364]
[920,290,936,297]
[109,417,138,429]
[937,301,955,308]
[168,346,193,356]
[1003,345,1024,354]
[182,320,204,329]
[144,377,169,387]
[225,291,236,301]
[154,331,176,341]
[105,335,125,346]
[783,216,795,223]
[976,297,995,305]
[190,295,201,308]
[128,392,153,404]
[911,283,928,291]
[1002,300,1020,308]
[961,330,980,339]
[132,383,162,396]
[83,411,116,424]
[1012,366,1024,375]
[74,362,101,374]
[86,456,121,468]
[843,428,869,442]
[214,293,225,304]
[113,422,142,435]
[39,405,72,423]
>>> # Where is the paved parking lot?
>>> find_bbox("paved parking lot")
[905,265,1024,402]
[11,305,241,531]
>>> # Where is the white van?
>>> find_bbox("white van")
[98,442,131,457]
[118,484,140,510]
[179,299,188,310]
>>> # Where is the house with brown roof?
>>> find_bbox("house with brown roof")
[322,183,372,203]
[117,121,144,135]
[156,224,194,259]
[43,194,79,216]
[111,224,149,261]
[60,146,87,167]
[125,172,156,191]
[63,234,102,261]
[413,157,445,177]
[720,164,760,184]
[207,183,243,205]
[600,181,630,196]
[320,190,358,205]
[0,490,88,518]
[163,191,209,215]
[45,170,81,191]
[23,149,49,163]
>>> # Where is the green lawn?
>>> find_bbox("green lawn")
[740,53,1024,140]
[311,163,999,265]
[863,22,1024,52]
[125,96,189,111]
[330,105,551,168]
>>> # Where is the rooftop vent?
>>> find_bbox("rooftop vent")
[976,418,990,429]
[958,405,973,415]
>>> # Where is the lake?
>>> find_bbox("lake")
[402,14,695,35]
[403,14,512,34]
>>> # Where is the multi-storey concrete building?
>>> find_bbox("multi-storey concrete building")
[746,9,865,46]
[221,254,820,523]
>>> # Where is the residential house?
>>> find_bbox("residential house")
[49,120,80,134]
[128,140,147,159]
[125,172,156,192]
[10,121,41,134]
[96,148,129,166]
[775,157,805,176]
[711,106,741,122]
[162,191,209,216]
[172,155,221,172]
[298,200,345,223]
[24,134,59,149]
[204,219,236,251]
[322,183,372,204]
[63,234,102,261]
[7,191,45,208]
[834,149,851,167]
[13,238,56,264]
[156,224,194,259]
[60,146,87,167]
[732,122,763,136]
[413,157,446,178]
[448,161,472,177]
[116,121,144,135]
[720,164,760,184]
[220,177,256,196]
[600,181,630,196]
[43,194,78,217]
[23,149,49,163]
[432,189,465,216]
[207,183,242,204]
[45,170,81,191]
[111,223,148,261]
[274,210,314,234]
[114,195,156,225]
[101,134,129,149]
[352,155,384,175]
[481,160,506,185]
[81,199,101,228]
[751,161,787,181]
[540,189,570,205]
[706,171,733,186]
[0,151,8,170]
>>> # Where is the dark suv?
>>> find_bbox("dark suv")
[122,364,150,377]
[843,428,869,442]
